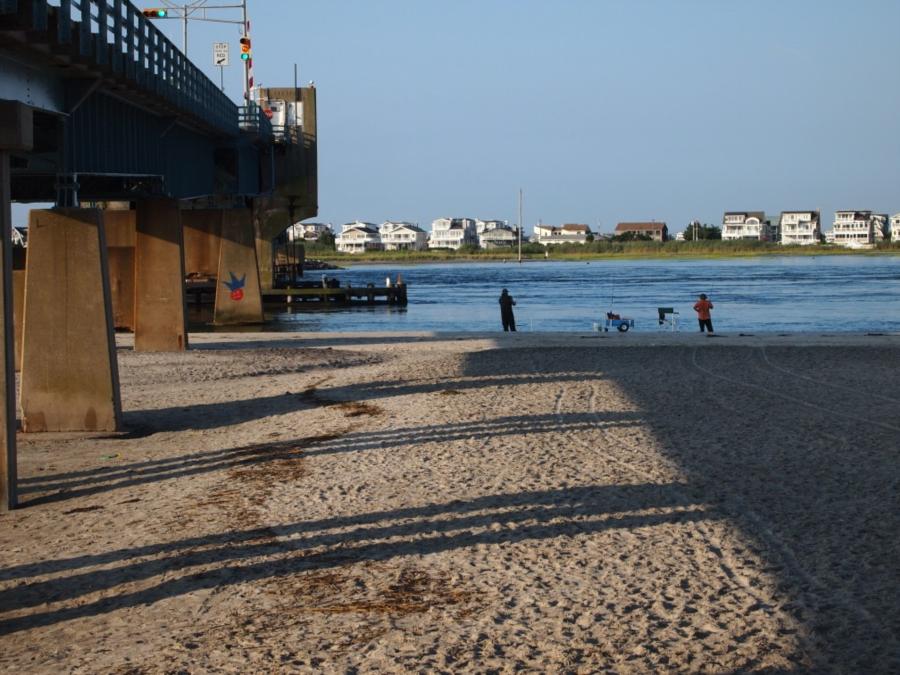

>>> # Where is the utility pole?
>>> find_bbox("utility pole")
[518,189,523,263]
[242,0,250,102]
[182,3,188,56]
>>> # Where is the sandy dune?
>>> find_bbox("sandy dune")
[1,331,898,673]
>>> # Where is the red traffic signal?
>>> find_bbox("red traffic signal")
[142,8,168,18]
[239,36,251,60]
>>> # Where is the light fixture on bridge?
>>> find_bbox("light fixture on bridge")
[142,8,168,18]
[239,36,252,61]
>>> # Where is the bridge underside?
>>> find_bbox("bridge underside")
[0,1,319,508]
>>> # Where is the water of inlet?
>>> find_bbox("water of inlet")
[210,256,900,334]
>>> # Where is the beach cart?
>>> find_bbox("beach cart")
[604,312,634,332]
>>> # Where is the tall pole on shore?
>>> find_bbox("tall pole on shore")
[518,188,523,263]
[242,0,250,102]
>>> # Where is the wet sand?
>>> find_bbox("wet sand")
[1,331,899,673]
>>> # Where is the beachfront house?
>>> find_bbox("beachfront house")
[476,219,506,235]
[892,214,900,242]
[288,222,333,242]
[614,222,668,242]
[479,225,519,249]
[428,217,478,249]
[335,221,383,253]
[533,223,592,245]
[779,211,821,246]
[379,221,428,251]
[829,211,887,248]
[721,212,773,241]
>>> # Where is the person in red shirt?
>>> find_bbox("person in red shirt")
[693,293,714,333]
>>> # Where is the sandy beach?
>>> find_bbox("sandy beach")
[1,331,899,673]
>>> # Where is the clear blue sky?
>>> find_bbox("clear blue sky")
[14,1,900,234]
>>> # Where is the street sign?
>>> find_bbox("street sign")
[213,42,229,67]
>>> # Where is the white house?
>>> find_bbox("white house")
[288,221,332,242]
[533,223,592,245]
[428,217,478,249]
[476,219,506,234]
[721,212,773,241]
[335,221,383,253]
[479,225,519,249]
[892,214,900,242]
[779,211,820,246]
[829,211,887,248]
[379,221,428,251]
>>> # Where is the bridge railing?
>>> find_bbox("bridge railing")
[238,103,273,142]
[25,0,240,136]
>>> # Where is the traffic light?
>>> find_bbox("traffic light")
[142,8,168,18]
[239,36,251,60]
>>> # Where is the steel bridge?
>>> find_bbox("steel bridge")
[0,0,319,507]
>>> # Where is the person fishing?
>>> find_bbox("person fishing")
[693,293,714,333]
[499,288,517,332]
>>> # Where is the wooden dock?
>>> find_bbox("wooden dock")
[184,280,408,307]
[263,285,408,306]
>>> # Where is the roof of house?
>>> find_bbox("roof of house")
[724,211,766,220]
[390,223,426,233]
[615,222,667,232]
[561,223,591,233]
[341,224,379,235]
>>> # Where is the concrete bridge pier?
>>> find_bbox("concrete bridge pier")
[215,209,263,325]
[104,209,137,332]
[20,209,122,434]
[134,199,188,352]
[0,102,29,509]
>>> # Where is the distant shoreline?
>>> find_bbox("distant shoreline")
[308,246,900,266]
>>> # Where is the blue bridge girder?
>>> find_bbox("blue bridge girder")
[0,0,291,203]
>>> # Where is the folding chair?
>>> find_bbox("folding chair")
[658,307,679,331]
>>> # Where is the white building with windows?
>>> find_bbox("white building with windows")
[892,214,900,242]
[829,211,887,248]
[428,217,478,249]
[288,222,333,242]
[379,221,428,251]
[533,223,592,245]
[721,212,773,241]
[335,221,383,253]
[475,219,518,248]
[779,211,820,246]
[479,225,519,248]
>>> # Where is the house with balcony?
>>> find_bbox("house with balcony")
[892,214,900,242]
[379,221,428,251]
[428,217,478,249]
[779,211,820,246]
[829,211,887,248]
[721,212,773,241]
[533,223,592,245]
[614,222,668,241]
[476,219,506,235]
[335,221,383,253]
[479,225,519,248]
[288,221,333,242]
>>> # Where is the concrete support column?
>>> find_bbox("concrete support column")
[215,209,264,325]
[104,209,136,331]
[0,152,18,508]
[134,198,188,351]
[182,209,223,279]
[20,209,122,433]
[1,101,32,509]
[255,232,274,291]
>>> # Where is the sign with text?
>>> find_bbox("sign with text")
[213,42,229,67]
